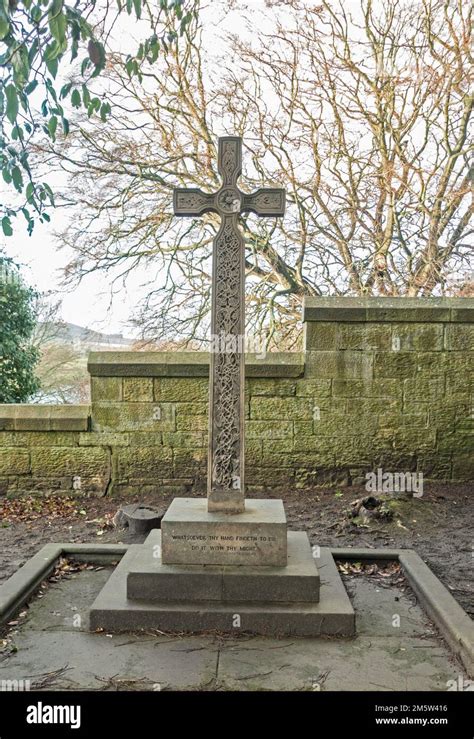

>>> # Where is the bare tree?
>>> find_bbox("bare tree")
[44,0,472,347]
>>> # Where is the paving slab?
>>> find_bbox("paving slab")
[0,632,218,690]
[216,635,462,691]
[344,578,438,638]
[0,566,468,691]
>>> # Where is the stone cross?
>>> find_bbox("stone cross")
[173,136,285,513]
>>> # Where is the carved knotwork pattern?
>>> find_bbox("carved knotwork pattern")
[220,140,239,185]
[173,136,286,507]
[254,192,283,209]
[176,192,209,211]
[211,217,242,490]
[244,190,285,213]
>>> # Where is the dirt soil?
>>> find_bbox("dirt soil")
[0,483,472,616]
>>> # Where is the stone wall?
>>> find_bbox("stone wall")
[0,297,472,496]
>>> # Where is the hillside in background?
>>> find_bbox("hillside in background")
[34,322,135,403]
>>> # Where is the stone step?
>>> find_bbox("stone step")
[89,544,355,637]
[127,530,320,603]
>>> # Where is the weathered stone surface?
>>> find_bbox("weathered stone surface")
[373,352,417,379]
[262,438,294,453]
[91,402,175,432]
[337,324,392,351]
[162,431,207,448]
[30,447,109,477]
[128,530,319,603]
[445,325,474,351]
[248,379,297,396]
[332,379,401,398]
[403,376,445,402]
[79,432,129,447]
[88,351,304,378]
[295,379,332,397]
[304,322,337,350]
[117,447,173,478]
[176,415,208,432]
[128,432,163,447]
[0,449,30,475]
[123,377,154,402]
[0,405,89,431]
[246,420,293,439]
[305,351,373,380]
[0,432,79,447]
[391,324,444,352]
[91,377,122,402]
[90,544,354,636]
[303,296,453,323]
[161,497,287,566]
[154,378,208,403]
[250,397,314,420]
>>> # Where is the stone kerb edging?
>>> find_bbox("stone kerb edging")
[1,544,472,678]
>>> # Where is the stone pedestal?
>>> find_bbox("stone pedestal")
[129,530,318,602]
[89,498,355,637]
[161,498,287,566]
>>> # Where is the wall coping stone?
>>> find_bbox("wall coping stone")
[303,297,474,323]
[88,352,305,378]
[0,404,90,431]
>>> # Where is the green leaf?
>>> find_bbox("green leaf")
[133,0,141,19]
[24,79,38,95]
[2,217,13,237]
[49,10,67,45]
[26,182,35,203]
[2,168,12,185]
[5,85,18,125]
[42,183,55,206]
[59,82,72,99]
[11,166,23,193]
[45,52,59,78]
[82,85,90,106]
[100,101,111,122]
[12,46,31,87]
[0,7,9,40]
[47,115,58,141]
[61,116,69,135]
[71,88,81,108]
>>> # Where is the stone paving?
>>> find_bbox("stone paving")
[0,566,467,691]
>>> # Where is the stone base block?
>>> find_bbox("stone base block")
[161,497,287,566]
[127,530,320,603]
[89,541,354,637]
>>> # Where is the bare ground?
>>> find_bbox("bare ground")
[0,483,472,616]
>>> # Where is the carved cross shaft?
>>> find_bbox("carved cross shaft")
[173,136,285,513]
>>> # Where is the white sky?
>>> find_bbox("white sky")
[0,0,283,336]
